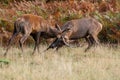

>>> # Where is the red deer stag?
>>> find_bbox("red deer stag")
[4,14,60,56]
[46,17,102,51]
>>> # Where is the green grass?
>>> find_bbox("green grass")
[0,45,120,80]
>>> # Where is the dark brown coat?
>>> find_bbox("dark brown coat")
[46,17,102,51]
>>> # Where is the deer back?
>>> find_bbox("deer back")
[60,17,102,39]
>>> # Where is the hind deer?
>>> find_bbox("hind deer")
[4,14,60,56]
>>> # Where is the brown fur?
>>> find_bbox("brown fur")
[46,17,102,51]
[4,14,59,56]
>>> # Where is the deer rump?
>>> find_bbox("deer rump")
[46,17,102,51]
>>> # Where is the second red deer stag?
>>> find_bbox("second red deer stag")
[46,17,103,51]
[4,14,60,56]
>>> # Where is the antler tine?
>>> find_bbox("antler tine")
[55,23,62,31]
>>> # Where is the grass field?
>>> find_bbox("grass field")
[0,44,120,80]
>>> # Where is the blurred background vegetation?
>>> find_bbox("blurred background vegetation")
[0,0,120,46]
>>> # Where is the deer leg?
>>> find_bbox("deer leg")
[88,36,94,45]
[31,32,41,55]
[36,32,41,53]
[84,36,93,52]
[30,33,36,54]
[90,34,99,46]
[4,32,19,56]
[19,34,29,53]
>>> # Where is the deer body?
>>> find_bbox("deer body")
[46,17,102,51]
[15,14,50,34]
[4,14,59,56]
[61,17,102,39]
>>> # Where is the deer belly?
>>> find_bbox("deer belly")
[70,30,87,39]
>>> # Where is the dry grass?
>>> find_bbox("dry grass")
[0,44,120,80]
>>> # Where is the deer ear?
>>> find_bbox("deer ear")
[55,23,61,31]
